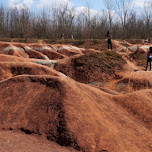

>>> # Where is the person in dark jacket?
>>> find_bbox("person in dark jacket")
[107,31,112,51]
[145,47,152,71]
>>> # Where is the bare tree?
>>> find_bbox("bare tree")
[114,0,133,39]
[126,11,137,38]
[9,8,20,38]
[50,6,58,39]
[0,1,152,40]
[51,3,75,39]
[103,0,114,30]
[19,7,31,42]
[85,1,91,39]
[75,12,85,39]
[0,5,5,37]
[143,0,152,38]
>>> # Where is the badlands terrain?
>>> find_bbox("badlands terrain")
[0,40,152,152]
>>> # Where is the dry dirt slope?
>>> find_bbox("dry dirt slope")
[1,74,152,152]
[0,130,77,152]
[0,41,152,152]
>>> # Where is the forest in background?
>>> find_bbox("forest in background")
[0,0,152,41]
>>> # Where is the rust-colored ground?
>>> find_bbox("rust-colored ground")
[0,131,77,152]
[0,41,152,152]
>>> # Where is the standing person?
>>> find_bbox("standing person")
[145,47,152,71]
[61,34,64,39]
[107,31,112,51]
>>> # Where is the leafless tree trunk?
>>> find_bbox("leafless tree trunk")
[0,1,151,40]
[0,5,5,37]
[143,0,152,38]
[104,0,114,30]
[19,7,31,42]
[114,0,133,39]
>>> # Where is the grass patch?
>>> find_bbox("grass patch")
[73,51,126,82]
[74,51,126,72]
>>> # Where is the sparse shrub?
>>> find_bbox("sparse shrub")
[74,51,125,71]
[73,51,126,82]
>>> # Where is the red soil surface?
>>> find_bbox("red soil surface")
[0,41,152,152]
[0,131,77,152]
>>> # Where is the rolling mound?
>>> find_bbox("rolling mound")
[55,51,126,83]
[113,89,152,130]
[0,62,62,81]
[0,43,29,58]
[28,44,65,59]
[1,41,152,152]
[114,71,152,93]
[0,42,84,61]
[24,47,48,59]
[0,75,152,151]
[0,41,126,84]
[0,54,34,62]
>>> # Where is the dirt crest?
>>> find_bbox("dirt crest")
[113,71,152,93]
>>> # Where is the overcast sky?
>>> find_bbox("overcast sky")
[0,0,151,14]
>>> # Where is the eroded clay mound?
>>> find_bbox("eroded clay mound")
[28,43,83,58]
[28,44,65,59]
[55,51,126,83]
[0,43,29,58]
[113,89,152,130]
[24,46,48,59]
[114,71,152,93]
[41,49,65,59]
[0,54,33,62]
[57,46,83,56]
[0,62,62,81]
[0,42,84,61]
[115,44,151,56]
[0,75,152,152]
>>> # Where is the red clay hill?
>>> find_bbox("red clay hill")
[0,41,152,152]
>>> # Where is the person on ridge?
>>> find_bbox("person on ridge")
[107,31,112,51]
[145,47,152,71]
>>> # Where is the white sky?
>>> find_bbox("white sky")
[0,0,152,15]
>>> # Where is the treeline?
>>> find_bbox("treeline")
[0,0,152,41]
